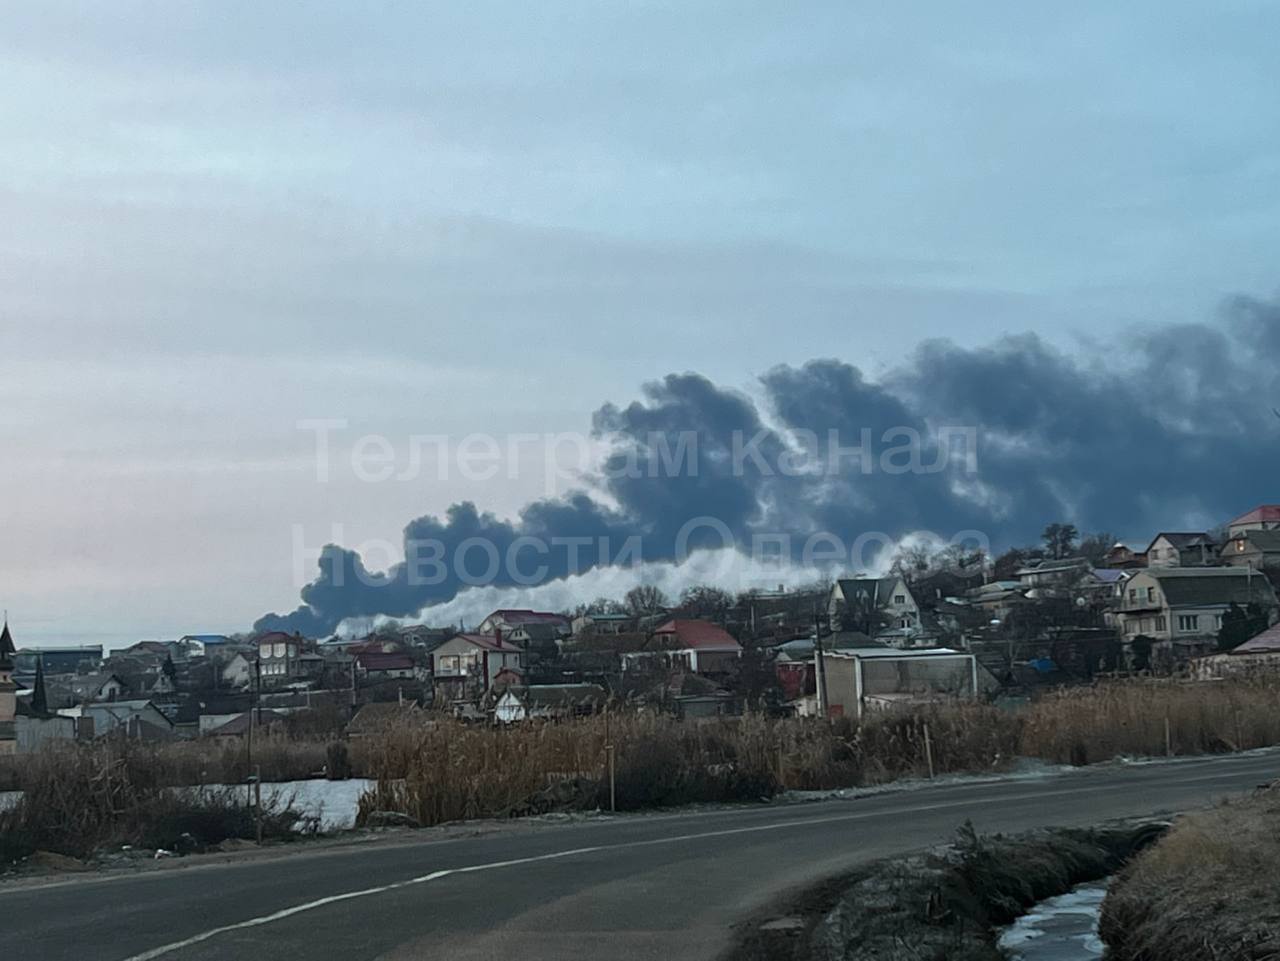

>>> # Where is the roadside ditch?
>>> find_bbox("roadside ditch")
[724,819,1167,961]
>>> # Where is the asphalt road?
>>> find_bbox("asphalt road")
[3,750,1277,961]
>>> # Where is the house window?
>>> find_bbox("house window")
[1155,616,1168,632]
[1216,614,1225,630]
[1128,589,1137,602]
[439,655,458,672]
[894,595,905,605]
[1177,615,1199,632]
[1146,587,1155,602]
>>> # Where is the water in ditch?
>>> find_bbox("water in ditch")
[997,881,1108,960]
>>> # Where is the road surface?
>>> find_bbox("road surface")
[2,750,1276,961]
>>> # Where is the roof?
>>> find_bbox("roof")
[824,647,971,660]
[447,632,524,654]
[66,673,125,699]
[347,701,420,733]
[485,610,569,627]
[1223,529,1280,552]
[836,577,903,609]
[1092,568,1128,584]
[1229,505,1280,528]
[509,622,562,642]
[651,619,741,651]
[507,683,608,707]
[1145,531,1214,551]
[1143,567,1278,608]
[356,652,416,671]
[1016,557,1090,576]
[207,710,289,736]
[1230,622,1280,655]
[180,634,231,645]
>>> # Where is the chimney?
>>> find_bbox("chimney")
[494,627,503,646]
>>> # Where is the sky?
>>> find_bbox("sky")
[4,2,1280,645]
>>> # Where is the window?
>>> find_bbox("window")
[1146,587,1155,602]
[439,655,459,672]
[1128,589,1137,602]
[894,594,905,605]
[273,642,285,658]
[1177,615,1199,632]
[1155,616,1167,632]
[1216,614,1225,630]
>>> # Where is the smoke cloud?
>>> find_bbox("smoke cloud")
[256,295,1280,636]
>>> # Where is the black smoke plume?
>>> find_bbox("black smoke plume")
[256,294,1280,636]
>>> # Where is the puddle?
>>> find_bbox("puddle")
[998,882,1108,960]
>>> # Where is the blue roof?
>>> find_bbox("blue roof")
[182,634,231,644]
[1092,569,1127,584]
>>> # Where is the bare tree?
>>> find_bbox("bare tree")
[624,585,668,615]
[678,584,733,618]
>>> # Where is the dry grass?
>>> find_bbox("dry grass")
[9,676,1280,854]
[1100,783,1280,959]
[357,677,1280,827]
[1019,677,1280,765]
[0,740,301,863]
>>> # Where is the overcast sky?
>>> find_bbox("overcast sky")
[5,2,1280,645]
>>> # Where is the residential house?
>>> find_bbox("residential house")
[1144,532,1217,568]
[221,652,255,691]
[354,651,418,681]
[58,699,174,740]
[1114,567,1278,659]
[570,612,634,636]
[46,672,128,708]
[646,619,742,673]
[204,709,290,737]
[494,683,607,723]
[1218,529,1280,572]
[1015,557,1093,590]
[12,645,103,681]
[347,701,423,738]
[828,576,923,643]
[431,632,525,701]
[1227,505,1280,538]
[820,647,992,719]
[674,691,740,719]
[175,634,232,659]
[477,609,571,638]
[1102,543,1147,570]
[254,632,316,687]
[965,580,1029,620]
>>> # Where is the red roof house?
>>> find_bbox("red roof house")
[649,619,741,673]
[1228,505,1280,535]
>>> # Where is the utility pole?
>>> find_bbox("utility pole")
[813,606,829,719]
[245,664,254,808]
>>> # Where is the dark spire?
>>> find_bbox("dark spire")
[31,657,48,716]
[0,618,15,672]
